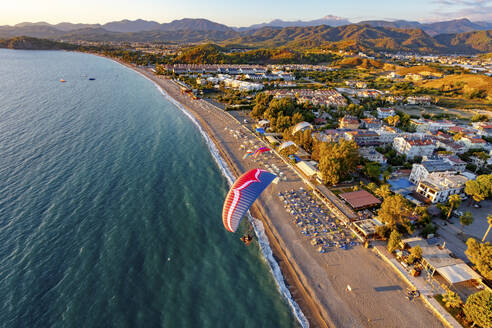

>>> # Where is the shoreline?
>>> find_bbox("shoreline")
[99,56,448,328]
[111,59,325,327]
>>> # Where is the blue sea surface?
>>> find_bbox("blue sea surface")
[0,49,298,328]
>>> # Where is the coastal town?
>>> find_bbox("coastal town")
[116,48,492,328]
[3,0,492,325]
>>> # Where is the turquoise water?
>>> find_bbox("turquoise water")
[0,50,298,328]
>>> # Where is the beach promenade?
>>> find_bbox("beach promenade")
[132,66,446,328]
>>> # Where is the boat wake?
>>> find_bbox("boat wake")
[150,80,309,328]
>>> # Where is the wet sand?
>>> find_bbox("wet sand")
[116,61,446,328]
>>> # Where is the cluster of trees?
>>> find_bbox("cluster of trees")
[465,174,492,203]
[465,238,492,280]
[377,194,413,233]
[250,94,315,133]
[316,140,359,185]
[175,44,341,65]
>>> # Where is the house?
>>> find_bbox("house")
[386,72,402,79]
[361,118,382,129]
[375,126,401,144]
[359,147,387,164]
[473,122,492,137]
[410,119,456,133]
[344,130,380,147]
[393,136,436,159]
[339,116,360,129]
[406,95,432,106]
[416,173,468,203]
[443,156,467,172]
[409,160,455,185]
[376,107,395,119]
[460,136,487,150]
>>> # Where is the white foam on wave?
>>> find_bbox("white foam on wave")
[139,74,309,328]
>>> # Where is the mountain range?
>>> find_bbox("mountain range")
[1,18,491,54]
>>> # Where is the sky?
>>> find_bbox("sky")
[1,0,491,26]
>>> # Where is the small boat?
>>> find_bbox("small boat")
[60,79,66,83]
[89,78,95,81]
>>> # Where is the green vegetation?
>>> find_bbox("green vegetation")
[387,230,402,253]
[447,194,462,220]
[459,211,474,234]
[463,290,492,328]
[465,238,492,280]
[0,36,77,50]
[317,140,359,185]
[406,245,423,265]
[377,194,412,232]
[464,174,492,204]
[442,287,463,309]
[176,43,341,65]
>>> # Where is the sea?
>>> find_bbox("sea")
[0,50,303,328]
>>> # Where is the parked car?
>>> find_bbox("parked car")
[454,210,463,217]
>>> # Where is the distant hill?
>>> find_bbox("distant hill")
[102,19,160,33]
[359,18,492,36]
[239,15,351,31]
[337,57,384,69]
[160,18,232,32]
[0,36,76,50]
[230,24,446,53]
[102,18,232,33]
[0,19,490,54]
[434,30,492,53]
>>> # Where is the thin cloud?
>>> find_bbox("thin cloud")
[431,0,492,21]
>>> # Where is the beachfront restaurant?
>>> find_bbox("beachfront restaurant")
[339,190,381,210]
[353,219,384,238]
[402,237,482,296]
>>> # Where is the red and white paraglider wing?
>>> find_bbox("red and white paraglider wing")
[222,169,276,232]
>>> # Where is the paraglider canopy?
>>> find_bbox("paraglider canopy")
[278,141,296,152]
[292,122,313,135]
[222,169,276,232]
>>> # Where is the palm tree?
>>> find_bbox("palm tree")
[447,194,461,220]
[482,214,492,242]
[459,212,474,235]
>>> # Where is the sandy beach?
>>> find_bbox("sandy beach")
[116,61,447,328]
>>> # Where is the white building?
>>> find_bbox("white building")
[359,147,387,164]
[376,107,395,119]
[393,136,436,159]
[375,126,401,144]
[416,173,468,203]
[460,136,487,150]
[410,119,456,133]
[409,160,455,185]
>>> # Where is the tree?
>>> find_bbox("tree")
[407,245,423,264]
[447,194,461,220]
[367,182,378,193]
[364,162,381,181]
[377,194,412,231]
[442,287,462,309]
[453,132,464,141]
[387,230,402,253]
[482,214,492,242]
[375,184,392,199]
[459,211,474,235]
[463,290,492,328]
[318,140,359,185]
[386,115,400,127]
[465,175,492,204]
[465,180,486,204]
[465,238,492,280]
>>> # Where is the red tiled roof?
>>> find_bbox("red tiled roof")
[339,190,381,209]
